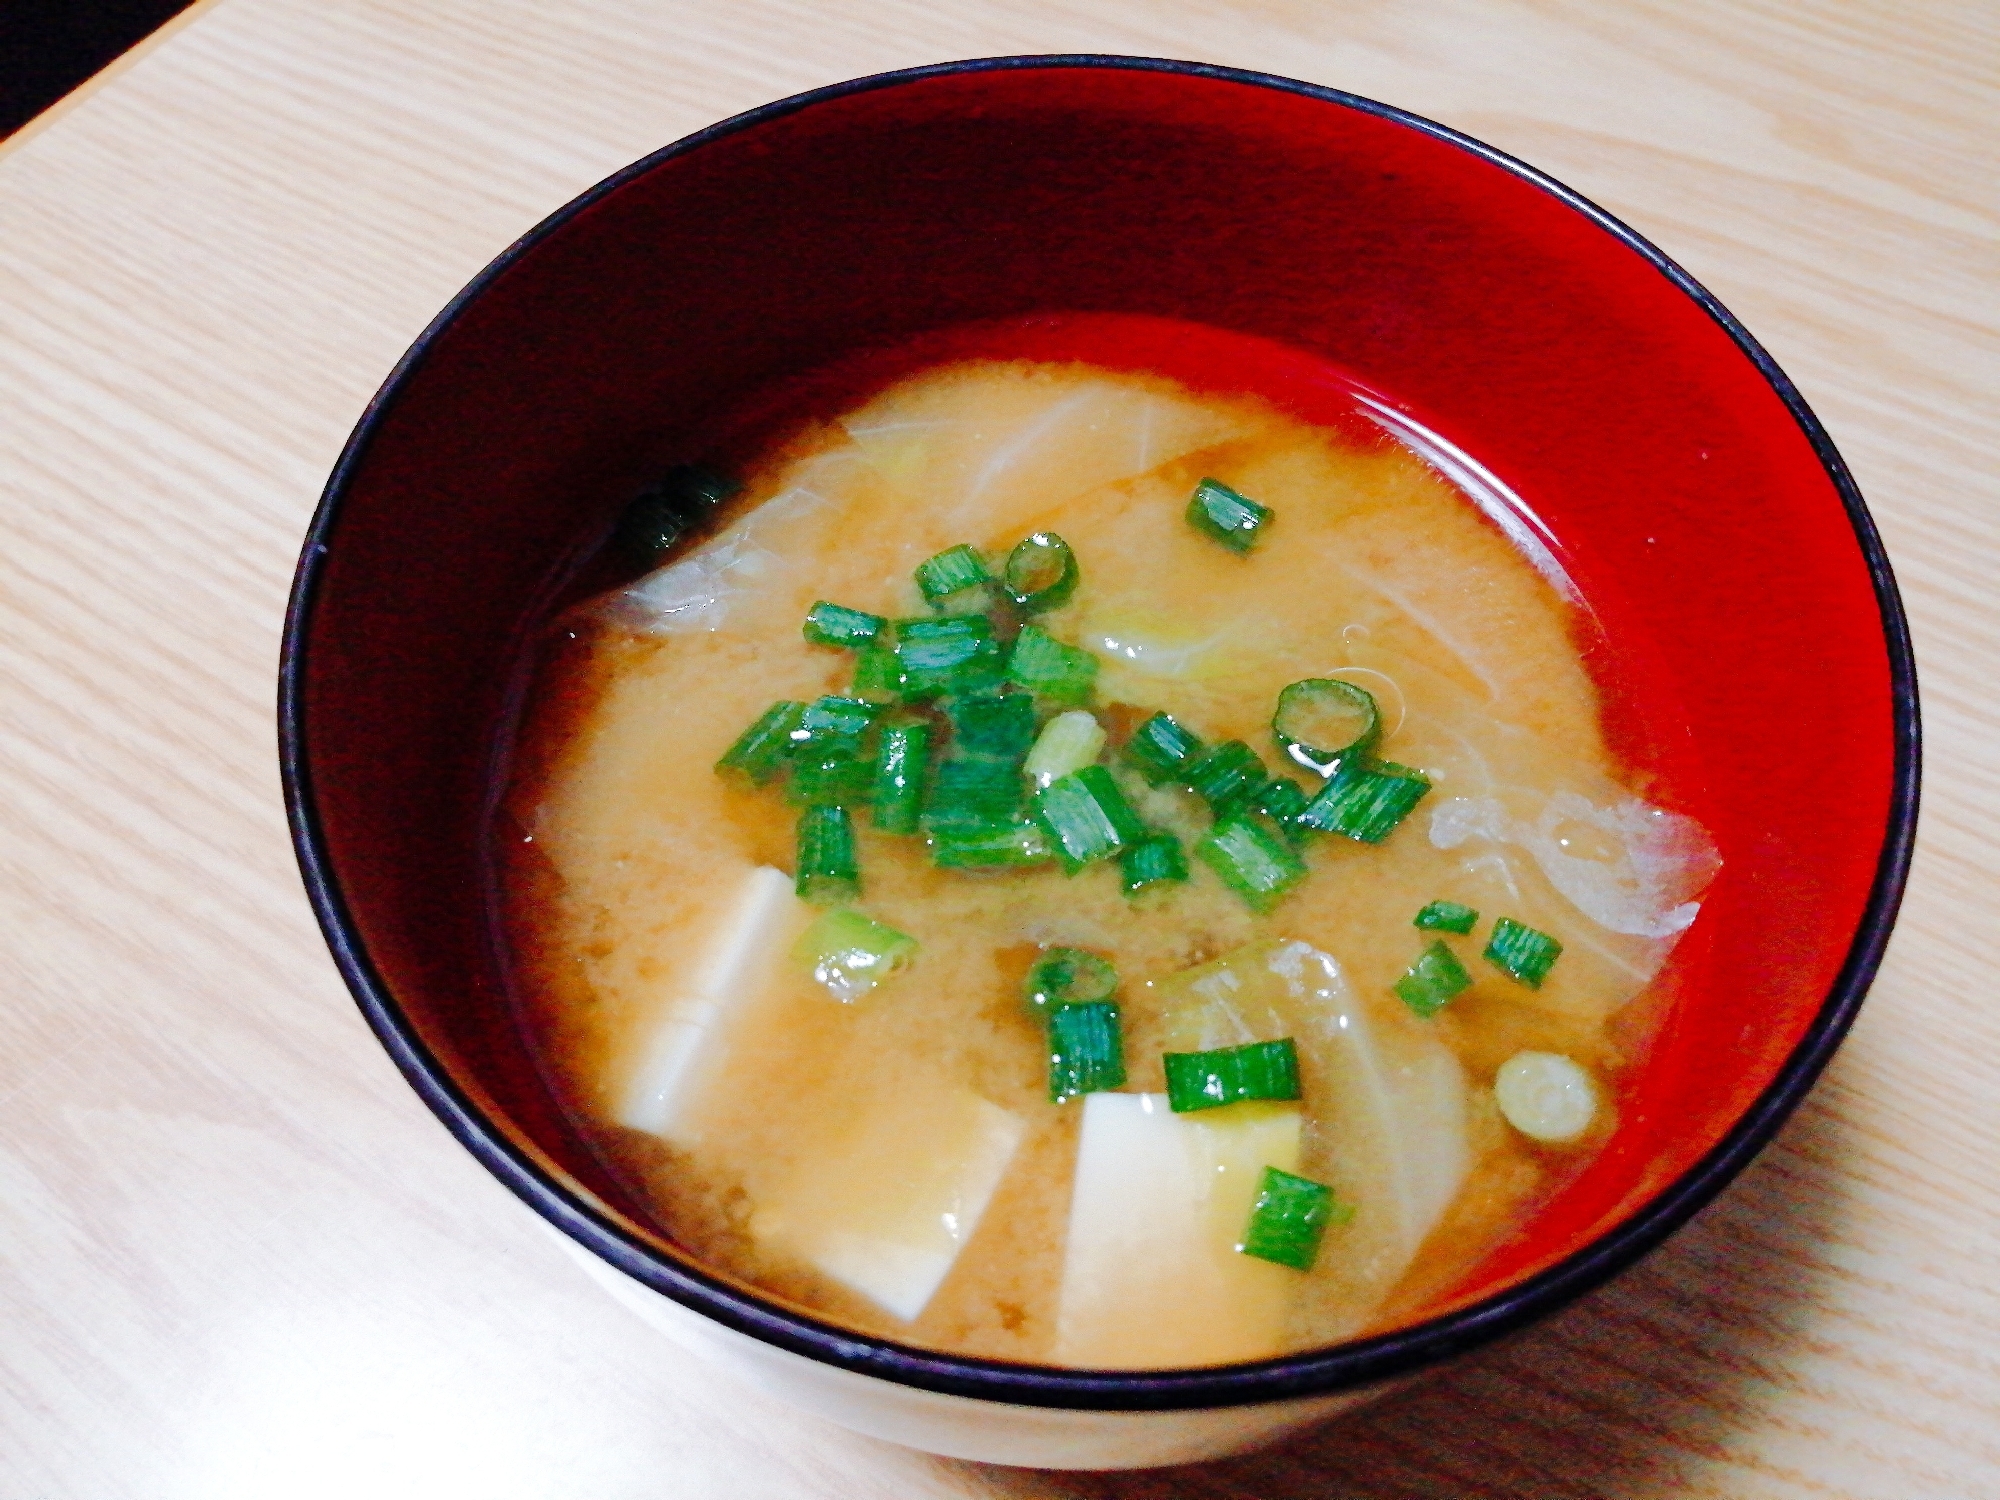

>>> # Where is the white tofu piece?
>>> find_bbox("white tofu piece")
[750,1079,1027,1323]
[1055,1095,1303,1369]
[613,865,804,1145]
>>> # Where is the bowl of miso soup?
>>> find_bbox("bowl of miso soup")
[281,56,1918,1470]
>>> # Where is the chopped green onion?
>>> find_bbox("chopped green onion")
[1022,947,1118,1021]
[785,751,873,807]
[1025,710,1106,788]
[793,695,881,750]
[1185,477,1272,555]
[1185,739,1268,815]
[851,644,906,701]
[929,817,1054,869]
[1240,1167,1346,1271]
[1119,830,1189,894]
[914,543,991,605]
[658,463,737,513]
[1003,532,1079,613]
[1007,624,1098,705]
[1047,1001,1126,1102]
[1414,900,1479,934]
[785,698,881,789]
[949,692,1038,761]
[1033,765,1146,868]
[923,756,1024,830]
[951,635,1011,695]
[895,614,993,698]
[1394,940,1472,1018]
[614,502,689,568]
[1162,1039,1301,1113]
[613,464,739,567]
[1254,777,1312,843]
[870,720,929,833]
[793,908,916,1002]
[1495,1051,1598,1142]
[1485,918,1564,989]
[716,700,807,786]
[795,805,858,903]
[1272,678,1379,777]
[1197,815,1307,913]
[802,600,885,650]
[1122,711,1204,786]
[1297,760,1431,843]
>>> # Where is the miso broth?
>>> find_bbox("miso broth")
[499,342,1719,1368]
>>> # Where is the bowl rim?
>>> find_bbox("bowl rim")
[278,53,1921,1412]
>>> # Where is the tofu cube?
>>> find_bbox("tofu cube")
[614,865,804,1145]
[1055,1094,1302,1368]
[750,1078,1026,1323]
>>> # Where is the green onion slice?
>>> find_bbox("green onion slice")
[785,698,881,789]
[615,503,689,570]
[850,645,906,701]
[1003,532,1079,614]
[951,635,1011,696]
[795,805,859,903]
[1297,761,1431,843]
[1272,678,1379,777]
[1025,709,1106,788]
[793,694,881,750]
[870,720,929,834]
[1240,1167,1347,1271]
[802,600,886,650]
[1394,940,1472,1018]
[716,700,806,786]
[914,543,991,605]
[785,751,873,808]
[1485,918,1564,989]
[1122,711,1204,786]
[1022,947,1118,1021]
[949,691,1038,761]
[657,463,737,513]
[794,908,916,1002]
[1414,900,1479,934]
[1254,777,1312,843]
[895,614,993,698]
[928,817,1054,869]
[1197,815,1307,913]
[1120,830,1189,894]
[1163,1039,1301,1113]
[1047,1001,1126,1103]
[1007,624,1098,705]
[613,464,739,568]
[922,756,1024,831]
[1185,739,1269,815]
[1185,477,1272,555]
[1033,765,1146,868]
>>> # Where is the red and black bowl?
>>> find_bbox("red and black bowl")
[278,56,1918,1469]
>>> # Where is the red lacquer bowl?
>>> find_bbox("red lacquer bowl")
[280,57,1918,1467]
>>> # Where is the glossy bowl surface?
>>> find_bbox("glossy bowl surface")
[281,56,1917,1430]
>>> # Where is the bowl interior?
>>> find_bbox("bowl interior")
[290,62,1903,1386]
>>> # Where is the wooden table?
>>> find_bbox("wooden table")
[2,3,1992,1494]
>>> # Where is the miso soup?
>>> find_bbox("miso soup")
[499,334,1719,1369]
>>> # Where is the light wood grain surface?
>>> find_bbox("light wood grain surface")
[2,2,1994,1495]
